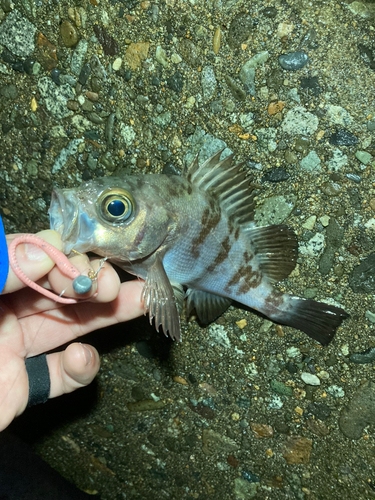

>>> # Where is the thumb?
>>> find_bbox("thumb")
[48,343,100,398]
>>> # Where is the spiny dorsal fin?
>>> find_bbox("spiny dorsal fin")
[186,149,258,226]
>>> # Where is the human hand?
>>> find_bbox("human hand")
[0,230,144,432]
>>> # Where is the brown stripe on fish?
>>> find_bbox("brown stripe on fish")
[224,264,262,294]
[234,227,240,240]
[264,290,284,310]
[207,236,231,272]
[191,205,221,258]
[238,268,262,295]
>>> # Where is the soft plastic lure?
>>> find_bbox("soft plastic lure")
[7,234,104,303]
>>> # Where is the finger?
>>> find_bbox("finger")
[47,343,100,398]
[48,256,121,303]
[4,259,121,320]
[0,347,28,432]
[21,280,145,356]
[2,230,63,294]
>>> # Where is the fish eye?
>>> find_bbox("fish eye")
[98,189,135,224]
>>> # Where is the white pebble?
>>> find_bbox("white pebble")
[302,215,317,230]
[301,372,321,386]
[319,215,330,227]
[112,58,122,71]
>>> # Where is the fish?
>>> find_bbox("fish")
[49,150,349,345]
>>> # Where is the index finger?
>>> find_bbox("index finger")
[2,230,63,294]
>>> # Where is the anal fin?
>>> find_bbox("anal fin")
[186,289,232,325]
[141,256,181,341]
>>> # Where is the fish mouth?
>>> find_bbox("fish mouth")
[49,189,79,252]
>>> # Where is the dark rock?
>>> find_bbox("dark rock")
[78,63,91,86]
[93,25,119,56]
[349,253,375,294]
[300,76,322,95]
[349,347,375,364]
[166,71,184,93]
[329,129,358,146]
[262,167,290,183]
[279,51,309,70]
[339,381,375,439]
[306,402,331,420]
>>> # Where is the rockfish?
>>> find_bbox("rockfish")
[49,150,348,344]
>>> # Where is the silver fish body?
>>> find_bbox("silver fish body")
[49,150,348,344]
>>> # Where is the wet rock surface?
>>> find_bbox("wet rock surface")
[1,0,375,499]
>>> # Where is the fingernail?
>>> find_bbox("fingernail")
[24,243,48,261]
[81,344,93,365]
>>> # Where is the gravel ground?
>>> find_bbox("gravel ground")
[2,0,375,499]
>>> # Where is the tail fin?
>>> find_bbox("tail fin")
[276,298,349,345]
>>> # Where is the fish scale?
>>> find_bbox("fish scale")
[49,150,349,344]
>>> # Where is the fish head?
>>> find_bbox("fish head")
[49,176,173,262]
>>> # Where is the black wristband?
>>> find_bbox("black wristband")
[25,354,51,407]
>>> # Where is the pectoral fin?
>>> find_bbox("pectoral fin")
[186,289,232,324]
[141,256,181,341]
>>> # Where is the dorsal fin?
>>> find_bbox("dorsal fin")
[186,149,258,226]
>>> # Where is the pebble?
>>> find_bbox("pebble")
[0,83,18,99]
[37,77,74,119]
[90,54,107,80]
[349,253,375,293]
[202,429,239,455]
[78,63,91,85]
[234,478,259,498]
[126,400,165,411]
[155,45,168,67]
[228,13,253,50]
[306,418,329,437]
[282,436,312,464]
[327,385,345,398]
[270,380,293,396]
[279,51,309,70]
[261,167,290,183]
[301,372,320,386]
[0,9,36,57]
[224,74,246,101]
[36,32,57,70]
[254,195,296,226]
[105,113,115,147]
[355,150,372,165]
[166,71,183,93]
[213,27,221,54]
[93,25,119,56]
[201,66,217,102]
[71,39,88,76]
[60,20,78,48]
[349,347,375,364]
[281,106,319,136]
[301,151,321,172]
[365,310,375,323]
[302,215,317,230]
[339,381,375,439]
[250,423,273,438]
[125,42,150,70]
[50,68,60,85]
[52,138,84,173]
[112,57,122,71]
[326,105,353,127]
[329,129,358,146]
[86,91,99,102]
